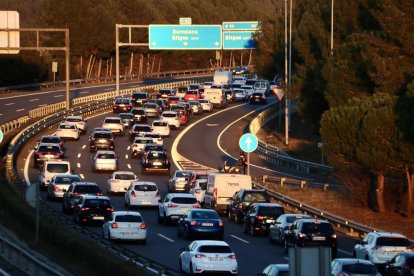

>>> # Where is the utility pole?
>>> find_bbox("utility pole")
[284,0,289,146]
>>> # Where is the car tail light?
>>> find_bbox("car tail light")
[155,191,160,197]
[140,223,146,229]
[219,221,224,227]
[111,223,118,229]
[195,188,200,194]
[168,203,178,208]
[255,216,265,220]
[54,186,61,191]
[131,190,136,197]
[332,234,337,239]
[72,192,78,196]
[106,207,115,212]
[299,232,307,238]
[406,245,414,250]
[195,254,206,259]
[238,203,243,209]
[227,254,236,259]
[81,207,90,211]
[190,221,197,226]
[111,180,119,183]
[403,262,411,270]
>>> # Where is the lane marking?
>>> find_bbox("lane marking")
[80,91,89,94]
[0,114,3,116]
[54,95,64,98]
[338,249,353,256]
[80,173,85,179]
[284,257,289,261]
[104,88,112,91]
[24,150,35,186]
[82,145,86,149]
[4,103,14,106]
[157,234,174,242]
[38,104,47,107]
[230,235,250,244]
[127,164,131,169]
[77,153,81,158]
[77,163,81,168]
[29,98,39,102]
[16,109,25,112]
[127,146,131,150]
[125,154,128,159]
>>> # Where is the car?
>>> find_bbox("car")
[228,189,271,224]
[149,98,167,112]
[47,174,81,201]
[353,232,413,265]
[141,151,170,175]
[261,264,289,276]
[179,240,237,275]
[241,85,254,98]
[177,209,224,240]
[118,113,135,129]
[124,181,160,208]
[268,213,312,245]
[184,90,201,102]
[166,95,183,107]
[234,88,248,102]
[130,137,154,159]
[91,150,118,172]
[102,117,124,136]
[55,122,80,140]
[168,170,195,193]
[141,143,166,160]
[189,171,209,188]
[89,130,115,152]
[73,195,114,225]
[188,83,202,91]
[385,252,414,276]
[203,81,213,89]
[250,92,267,104]
[62,182,102,214]
[33,143,64,168]
[233,76,247,85]
[158,88,175,99]
[160,111,181,129]
[112,97,132,113]
[35,135,64,152]
[151,120,170,137]
[129,123,152,141]
[231,83,243,90]
[232,66,249,75]
[131,91,150,106]
[64,115,87,134]
[188,101,203,115]
[158,193,200,224]
[225,89,236,103]
[254,80,270,95]
[106,171,138,195]
[102,211,147,244]
[189,179,208,206]
[39,160,71,190]
[143,132,163,145]
[198,99,213,112]
[89,127,111,139]
[181,102,194,117]
[242,203,285,236]
[176,86,188,98]
[130,108,148,123]
[331,258,380,276]
[170,106,188,126]
[143,102,160,117]
[284,218,338,258]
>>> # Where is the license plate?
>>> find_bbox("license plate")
[209,257,223,261]
[312,236,326,241]
[99,139,106,142]
[153,162,162,166]
[93,216,104,220]
[141,201,151,205]
[202,223,214,226]
[119,104,125,106]
[266,219,274,223]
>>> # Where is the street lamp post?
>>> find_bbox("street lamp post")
[284,0,289,146]
[331,0,334,56]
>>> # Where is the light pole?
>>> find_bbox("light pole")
[331,0,334,56]
[284,0,289,146]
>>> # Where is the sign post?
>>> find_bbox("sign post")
[239,133,258,176]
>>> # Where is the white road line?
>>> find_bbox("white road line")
[16,109,25,112]
[24,150,34,186]
[80,173,85,179]
[127,146,131,150]
[38,104,47,107]
[0,114,3,116]
[338,249,353,256]
[54,95,64,98]
[0,267,11,276]
[127,164,131,169]
[29,98,39,102]
[283,257,289,261]
[82,145,86,149]
[157,234,174,242]
[77,163,81,168]
[230,235,250,244]
[4,103,14,106]
[80,91,89,94]
[125,154,128,159]
[104,88,112,91]
[77,153,82,158]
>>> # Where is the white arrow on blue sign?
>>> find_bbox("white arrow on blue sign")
[239,133,258,153]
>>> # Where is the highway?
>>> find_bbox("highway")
[16,93,357,275]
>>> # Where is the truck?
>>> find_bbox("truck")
[203,87,227,108]
[213,70,233,87]
[204,173,252,213]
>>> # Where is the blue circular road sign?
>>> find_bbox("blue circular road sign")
[0,129,3,144]
[239,133,258,153]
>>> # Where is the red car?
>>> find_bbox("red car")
[183,90,200,102]
[166,96,183,107]
[113,98,132,113]
[170,108,188,126]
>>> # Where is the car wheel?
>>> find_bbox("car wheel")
[268,231,274,243]
[177,227,182,237]
[184,229,192,241]
[249,224,255,237]
[218,233,224,241]
[46,191,51,200]
[352,251,357,258]
[62,204,66,213]
[189,262,194,276]
[284,239,289,253]
[163,212,169,226]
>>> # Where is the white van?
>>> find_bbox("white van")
[204,173,252,213]
[213,70,233,86]
[39,160,72,191]
[204,88,227,108]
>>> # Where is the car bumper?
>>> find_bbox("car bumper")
[191,260,237,274]
[109,229,147,240]
[95,164,118,171]
[130,197,160,207]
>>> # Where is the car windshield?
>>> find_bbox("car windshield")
[242,192,268,202]
[59,124,76,129]
[115,99,130,104]
[258,207,285,217]
[131,109,145,115]
[198,246,232,253]
[104,119,121,124]
[55,176,81,184]
[186,91,197,95]
[74,185,100,194]
[342,263,377,274]
[134,126,151,132]
[286,216,309,223]
[119,114,133,119]
[132,93,147,99]
[66,118,82,122]
[93,132,112,139]
[144,145,163,151]
[153,121,167,127]
[302,222,334,234]
[41,137,61,143]
[46,164,69,173]
[199,99,207,103]
[376,237,410,246]
[176,171,192,178]
[171,197,197,204]
[134,184,157,191]
[144,104,156,108]
[83,199,111,208]
[191,211,219,219]
[97,153,115,159]
[198,182,207,190]
[114,174,135,180]
[115,215,142,223]
[163,113,176,118]
[148,152,167,159]
[135,139,152,144]
[37,145,61,153]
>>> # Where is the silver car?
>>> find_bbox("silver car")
[92,150,118,172]
[102,117,124,136]
[168,170,195,193]
[47,174,81,200]
[268,213,311,245]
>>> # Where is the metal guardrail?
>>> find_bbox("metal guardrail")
[260,175,339,191]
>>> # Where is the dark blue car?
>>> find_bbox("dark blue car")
[177,209,224,240]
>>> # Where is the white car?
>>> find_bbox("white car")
[102,117,124,136]
[102,211,147,244]
[189,179,207,205]
[160,111,180,129]
[151,120,170,137]
[47,174,81,200]
[158,193,200,224]
[124,181,160,208]
[198,99,214,112]
[107,171,138,195]
[39,160,72,190]
[353,232,413,265]
[55,122,80,140]
[188,101,203,115]
[64,115,87,134]
[143,132,163,145]
[233,76,246,85]
[179,240,238,275]
[92,150,118,172]
[241,85,254,98]
[234,89,248,102]
[130,137,154,159]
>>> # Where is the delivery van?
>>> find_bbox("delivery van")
[203,87,227,108]
[204,173,252,213]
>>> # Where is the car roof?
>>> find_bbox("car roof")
[194,240,230,247]
[72,182,98,186]
[265,264,289,271]
[113,171,135,175]
[296,218,330,224]
[66,115,83,119]
[162,111,178,115]
[104,117,121,120]
[131,181,157,186]
[41,135,61,139]
[333,258,375,265]
[252,203,283,208]
[37,142,60,147]
[112,210,142,216]
[280,213,311,219]
[80,195,110,200]
[368,232,408,238]
[167,193,196,198]
[44,160,70,164]
[96,150,116,154]
[53,174,80,178]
